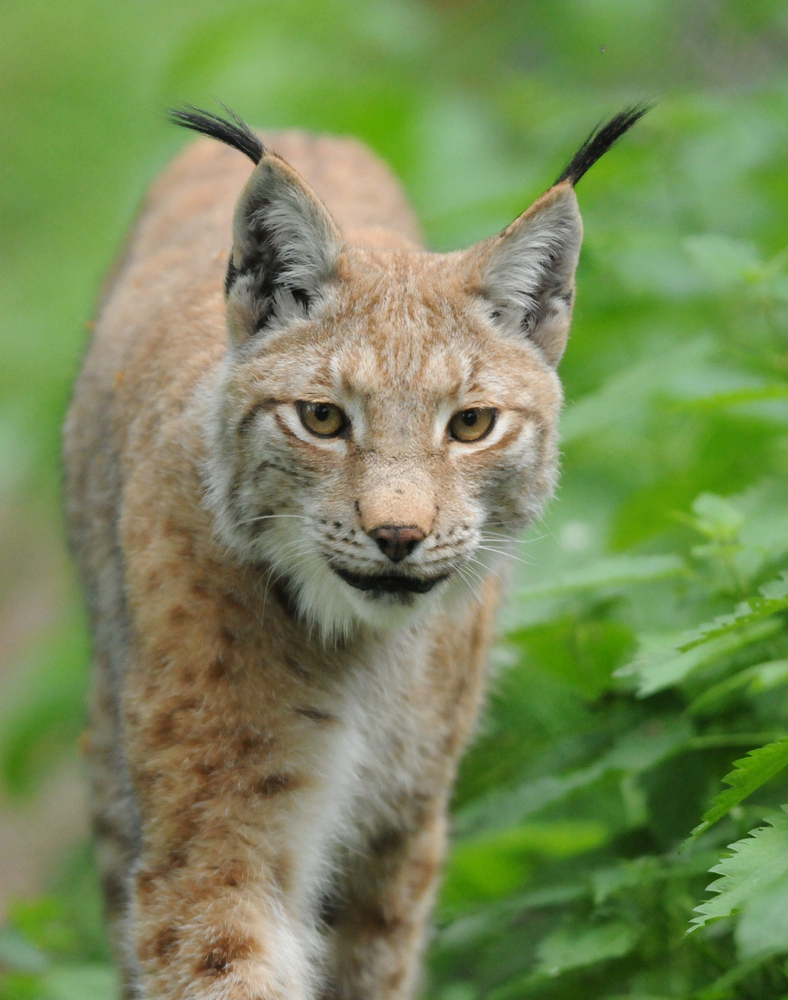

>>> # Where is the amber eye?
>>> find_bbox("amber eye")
[297,401,348,437]
[448,407,496,443]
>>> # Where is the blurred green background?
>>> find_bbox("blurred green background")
[2,1,788,998]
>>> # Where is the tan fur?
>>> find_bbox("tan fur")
[64,126,580,1000]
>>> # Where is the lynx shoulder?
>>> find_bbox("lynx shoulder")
[63,103,647,1000]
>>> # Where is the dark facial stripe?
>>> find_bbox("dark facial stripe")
[224,255,239,297]
[273,410,316,445]
[293,706,340,724]
[237,400,281,435]
[510,406,545,422]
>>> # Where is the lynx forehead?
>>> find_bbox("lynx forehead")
[64,103,647,1000]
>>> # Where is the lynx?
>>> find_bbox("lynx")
[64,103,646,1000]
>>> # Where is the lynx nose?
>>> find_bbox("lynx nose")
[368,525,425,563]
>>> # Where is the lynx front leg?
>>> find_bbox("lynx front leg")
[130,852,319,1000]
[125,716,334,1000]
[120,630,348,1000]
[327,806,448,1000]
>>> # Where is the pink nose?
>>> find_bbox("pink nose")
[367,525,425,563]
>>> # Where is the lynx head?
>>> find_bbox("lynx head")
[171,105,648,641]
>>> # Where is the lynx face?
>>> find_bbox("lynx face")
[203,165,576,640]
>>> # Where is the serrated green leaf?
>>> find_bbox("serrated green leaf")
[690,737,788,839]
[690,806,788,931]
[535,922,639,977]
[591,851,720,905]
[506,617,635,699]
[442,821,608,909]
[591,857,660,905]
[560,338,713,444]
[616,618,780,697]
[455,717,692,835]
[679,573,788,652]
[617,572,788,696]
[734,873,788,958]
[688,659,788,716]
[516,554,686,602]
[436,883,586,951]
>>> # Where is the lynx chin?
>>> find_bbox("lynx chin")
[64,102,648,1000]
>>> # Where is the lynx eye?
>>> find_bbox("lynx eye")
[297,401,348,438]
[448,407,496,443]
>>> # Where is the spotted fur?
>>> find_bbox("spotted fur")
[64,107,644,1000]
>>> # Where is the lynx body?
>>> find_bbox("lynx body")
[64,107,645,1000]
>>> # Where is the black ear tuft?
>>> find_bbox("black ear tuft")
[555,102,653,187]
[168,103,265,165]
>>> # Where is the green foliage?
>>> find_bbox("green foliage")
[0,613,90,797]
[2,1,788,998]
[442,820,609,911]
[690,808,788,934]
[0,846,112,1000]
[691,738,788,838]
[534,922,640,979]
[617,574,788,697]
[516,554,687,602]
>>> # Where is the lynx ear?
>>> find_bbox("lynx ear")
[477,182,582,367]
[225,153,345,341]
[475,103,651,365]
[168,105,345,341]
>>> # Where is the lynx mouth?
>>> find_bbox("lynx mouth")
[331,566,449,596]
